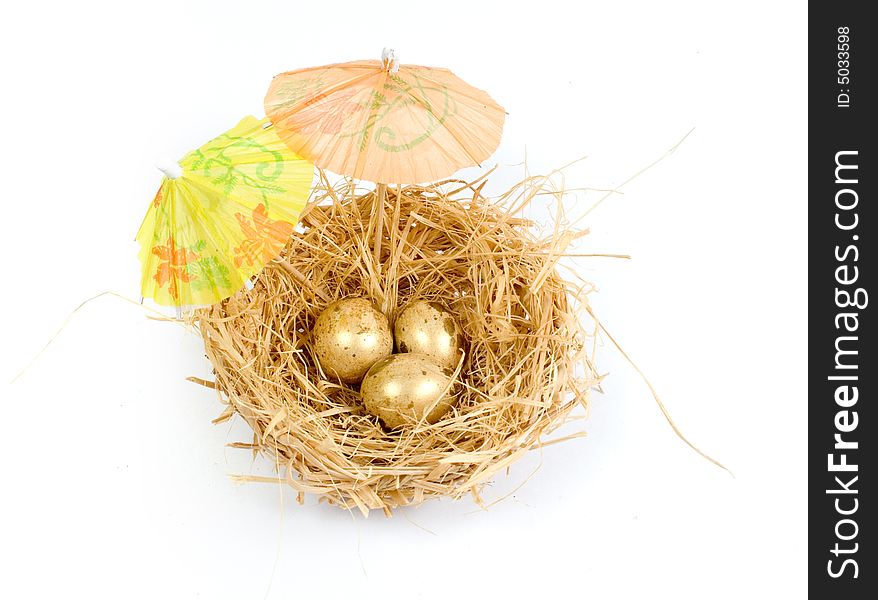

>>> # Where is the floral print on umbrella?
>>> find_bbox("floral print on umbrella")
[152,236,199,301]
[233,203,293,268]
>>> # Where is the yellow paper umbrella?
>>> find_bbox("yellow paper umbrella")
[136,116,313,307]
[264,49,505,184]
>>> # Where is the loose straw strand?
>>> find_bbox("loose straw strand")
[9,291,182,384]
[589,305,732,476]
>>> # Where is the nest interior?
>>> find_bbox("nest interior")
[196,171,599,516]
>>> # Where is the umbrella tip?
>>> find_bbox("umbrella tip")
[381,48,399,74]
[156,157,183,180]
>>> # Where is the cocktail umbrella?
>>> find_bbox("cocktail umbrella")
[136,116,313,307]
[265,49,504,266]
[264,49,504,185]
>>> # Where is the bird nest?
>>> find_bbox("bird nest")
[195,171,600,516]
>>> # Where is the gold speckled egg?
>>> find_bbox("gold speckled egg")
[360,353,457,428]
[394,300,464,370]
[312,297,393,384]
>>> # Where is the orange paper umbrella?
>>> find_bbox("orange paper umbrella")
[264,49,505,184]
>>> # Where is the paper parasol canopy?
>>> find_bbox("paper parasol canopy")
[264,49,505,184]
[136,116,313,307]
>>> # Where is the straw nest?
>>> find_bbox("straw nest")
[195,170,600,516]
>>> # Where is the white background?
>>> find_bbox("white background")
[0,1,807,598]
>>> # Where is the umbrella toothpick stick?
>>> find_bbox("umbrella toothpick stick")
[373,183,387,269]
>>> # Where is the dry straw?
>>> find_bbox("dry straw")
[195,169,603,516]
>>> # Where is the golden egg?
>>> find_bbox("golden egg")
[360,353,457,428]
[394,300,464,370]
[312,297,393,384]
